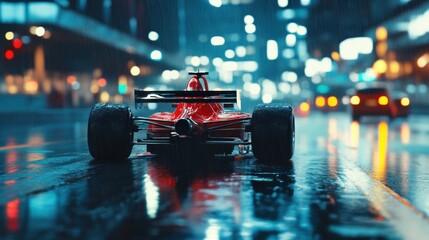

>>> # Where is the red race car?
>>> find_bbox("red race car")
[87,72,294,162]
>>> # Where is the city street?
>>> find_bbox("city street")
[1,110,429,239]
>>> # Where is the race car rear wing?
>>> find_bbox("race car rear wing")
[134,89,241,109]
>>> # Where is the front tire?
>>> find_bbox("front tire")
[251,103,294,162]
[88,103,134,161]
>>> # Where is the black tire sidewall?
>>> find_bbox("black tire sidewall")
[88,103,133,161]
[251,103,294,162]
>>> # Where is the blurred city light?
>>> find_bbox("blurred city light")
[244,15,254,24]
[285,34,296,47]
[148,31,159,41]
[245,24,256,34]
[4,50,14,60]
[212,57,223,67]
[327,96,338,107]
[300,102,310,112]
[278,0,289,8]
[287,22,298,33]
[225,50,235,59]
[21,35,30,44]
[35,26,46,37]
[246,34,256,42]
[331,51,340,61]
[235,46,246,57]
[97,78,107,87]
[249,83,261,95]
[350,96,360,105]
[378,96,389,105]
[267,40,278,60]
[278,82,291,93]
[5,31,14,40]
[130,66,140,76]
[408,10,429,39]
[315,96,326,107]
[222,61,238,71]
[191,56,201,66]
[100,91,110,103]
[281,71,298,82]
[282,49,295,59]
[210,36,225,46]
[417,53,429,68]
[305,58,332,77]
[24,80,38,94]
[118,76,127,95]
[71,81,80,90]
[200,56,210,65]
[150,50,162,61]
[301,0,311,6]
[12,39,22,49]
[262,93,273,103]
[339,37,373,60]
[376,26,388,41]
[66,75,77,85]
[209,0,222,8]
[297,26,307,35]
[236,61,258,72]
[373,59,388,74]
[401,97,410,107]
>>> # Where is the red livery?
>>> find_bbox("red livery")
[88,72,295,162]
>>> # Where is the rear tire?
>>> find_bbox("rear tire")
[88,103,134,161]
[251,103,294,162]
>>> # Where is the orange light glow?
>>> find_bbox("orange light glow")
[376,27,388,41]
[400,97,410,106]
[373,59,387,74]
[327,96,338,107]
[24,80,38,94]
[350,96,360,105]
[299,102,310,112]
[6,199,20,232]
[98,78,107,87]
[315,96,325,107]
[66,75,77,85]
[378,96,389,105]
[331,51,340,61]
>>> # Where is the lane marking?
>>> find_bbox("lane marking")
[343,162,429,240]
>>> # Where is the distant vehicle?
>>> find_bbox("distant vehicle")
[87,71,295,162]
[349,83,409,121]
[313,84,350,112]
[314,95,340,112]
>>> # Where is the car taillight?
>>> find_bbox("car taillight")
[300,102,310,112]
[315,96,325,107]
[350,96,360,105]
[327,96,338,107]
[400,97,410,106]
[378,96,389,105]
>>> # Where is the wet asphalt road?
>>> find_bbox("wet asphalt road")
[1,110,429,239]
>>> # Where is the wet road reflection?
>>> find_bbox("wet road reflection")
[1,112,429,238]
